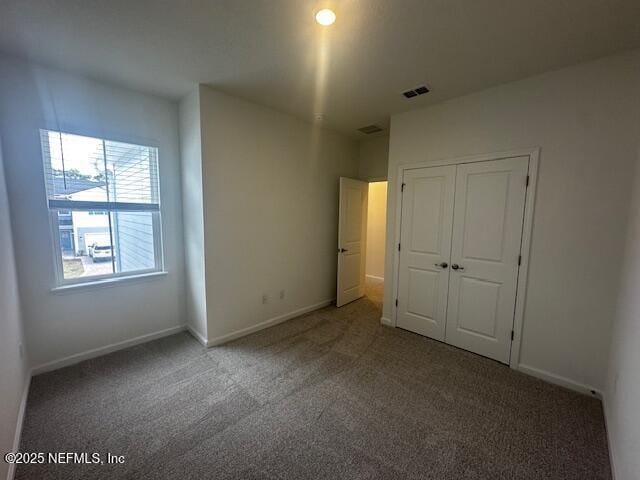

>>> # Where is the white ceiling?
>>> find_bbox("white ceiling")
[1,0,639,137]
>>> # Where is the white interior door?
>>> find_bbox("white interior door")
[396,166,456,340]
[337,177,368,307]
[444,157,529,363]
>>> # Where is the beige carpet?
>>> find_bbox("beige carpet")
[17,279,610,479]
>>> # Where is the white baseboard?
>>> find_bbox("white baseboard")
[207,299,335,347]
[516,363,601,397]
[365,274,384,282]
[380,316,394,327]
[185,324,208,347]
[7,373,31,480]
[31,325,187,375]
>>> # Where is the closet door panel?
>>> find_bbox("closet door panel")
[445,157,529,363]
[396,165,456,340]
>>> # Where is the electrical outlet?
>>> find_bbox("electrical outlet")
[279,289,285,300]
[262,294,268,304]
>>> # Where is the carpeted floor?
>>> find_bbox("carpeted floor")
[17,280,611,479]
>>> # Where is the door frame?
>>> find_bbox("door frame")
[389,147,540,369]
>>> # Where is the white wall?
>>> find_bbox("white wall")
[384,50,640,393]
[358,135,389,181]
[197,85,359,342]
[179,89,208,342]
[0,55,185,369]
[605,149,640,480]
[365,181,387,280]
[0,138,30,480]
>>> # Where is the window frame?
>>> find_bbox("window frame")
[42,129,166,288]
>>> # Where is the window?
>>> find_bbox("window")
[40,130,163,286]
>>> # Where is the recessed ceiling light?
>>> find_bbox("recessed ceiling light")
[315,8,336,26]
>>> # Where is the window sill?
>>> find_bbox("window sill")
[51,271,168,295]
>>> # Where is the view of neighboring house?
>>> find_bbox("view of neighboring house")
[51,145,157,278]
[71,210,110,255]
[52,177,107,255]
[65,184,111,255]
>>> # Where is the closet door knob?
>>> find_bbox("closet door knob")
[451,264,465,271]
[435,262,448,268]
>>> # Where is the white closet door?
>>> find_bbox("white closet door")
[445,157,529,363]
[397,165,456,340]
[337,177,368,307]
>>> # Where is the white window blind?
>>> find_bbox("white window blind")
[42,130,160,212]
[40,129,163,285]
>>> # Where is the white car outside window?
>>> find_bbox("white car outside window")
[89,244,113,261]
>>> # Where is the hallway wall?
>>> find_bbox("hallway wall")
[365,181,387,281]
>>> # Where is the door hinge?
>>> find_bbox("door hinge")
[395,299,398,307]
[398,243,401,252]
[511,330,515,341]
[401,183,406,192]
[518,254,522,266]
[526,175,530,187]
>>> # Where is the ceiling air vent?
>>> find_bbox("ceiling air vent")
[402,85,430,98]
[357,124,384,135]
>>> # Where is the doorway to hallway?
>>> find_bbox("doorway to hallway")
[365,181,387,308]
[336,178,387,309]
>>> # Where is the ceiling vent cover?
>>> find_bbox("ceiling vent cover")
[403,85,430,98]
[357,124,384,135]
